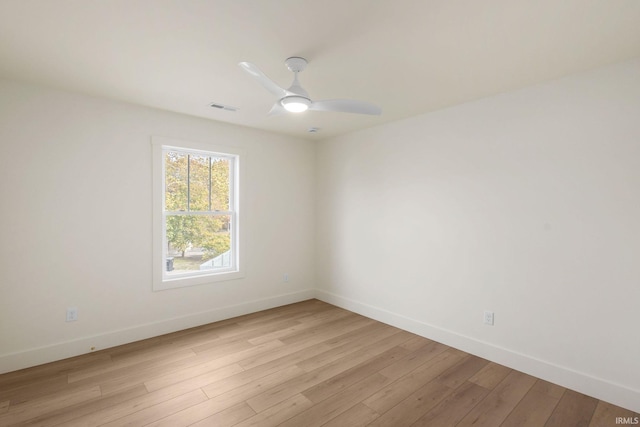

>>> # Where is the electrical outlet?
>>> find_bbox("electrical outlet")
[283,273,289,282]
[483,310,494,326]
[66,307,78,322]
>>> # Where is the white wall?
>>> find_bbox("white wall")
[0,80,316,372]
[316,58,640,411]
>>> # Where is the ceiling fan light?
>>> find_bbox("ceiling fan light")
[281,95,310,113]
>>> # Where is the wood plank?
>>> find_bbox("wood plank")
[195,318,376,401]
[201,364,308,412]
[320,402,380,427]
[544,389,599,427]
[241,318,395,381]
[276,312,371,346]
[106,332,215,364]
[216,306,353,346]
[457,370,537,427]
[233,393,314,427]
[301,343,413,403]
[500,379,564,427]
[246,307,353,345]
[67,348,197,384]
[367,380,454,426]
[60,379,210,426]
[0,373,69,404]
[202,363,305,402]
[411,381,490,426]
[294,321,400,372]
[237,316,377,371]
[468,361,512,390]
[245,330,414,413]
[104,321,225,365]
[189,402,256,427]
[363,348,467,414]
[0,353,108,404]
[0,385,101,426]
[434,354,490,389]
[22,385,148,427]
[182,334,254,358]
[397,335,432,352]
[144,364,249,407]
[588,400,640,427]
[532,378,566,399]
[99,389,208,427]
[194,358,299,401]
[144,362,245,393]
[377,339,448,381]
[94,339,277,396]
[0,352,112,391]
[99,349,244,396]
[278,373,393,427]
[189,338,284,372]
[144,399,254,427]
[189,318,301,353]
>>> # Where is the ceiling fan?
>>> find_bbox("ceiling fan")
[238,57,382,116]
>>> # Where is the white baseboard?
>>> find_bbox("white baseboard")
[315,289,640,413]
[0,289,315,375]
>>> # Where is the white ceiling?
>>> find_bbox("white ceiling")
[1,0,640,140]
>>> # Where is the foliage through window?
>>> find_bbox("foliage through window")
[153,138,242,290]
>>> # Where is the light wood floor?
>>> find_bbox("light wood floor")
[0,300,637,426]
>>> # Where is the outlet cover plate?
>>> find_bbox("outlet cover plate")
[483,310,494,326]
[66,307,78,322]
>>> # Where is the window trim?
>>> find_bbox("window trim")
[152,136,245,291]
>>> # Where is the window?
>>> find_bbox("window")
[152,137,243,290]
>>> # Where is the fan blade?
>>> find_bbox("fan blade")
[238,62,290,98]
[268,102,287,116]
[309,99,382,115]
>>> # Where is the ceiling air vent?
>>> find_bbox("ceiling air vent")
[209,102,238,112]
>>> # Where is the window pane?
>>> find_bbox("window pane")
[188,154,210,211]
[164,151,187,211]
[210,157,230,211]
[165,214,232,274]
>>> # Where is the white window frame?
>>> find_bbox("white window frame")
[152,136,244,291]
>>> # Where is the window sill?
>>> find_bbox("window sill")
[152,269,244,291]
